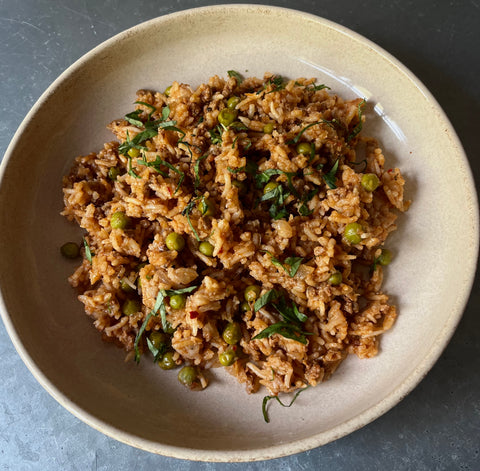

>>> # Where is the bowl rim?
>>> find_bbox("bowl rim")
[0,3,478,462]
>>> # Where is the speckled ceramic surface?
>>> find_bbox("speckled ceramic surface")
[0,5,477,462]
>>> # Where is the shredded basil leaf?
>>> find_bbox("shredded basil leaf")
[127,156,141,179]
[322,159,339,189]
[208,126,223,145]
[137,155,185,194]
[268,254,304,277]
[182,198,201,241]
[346,99,366,142]
[134,286,198,362]
[124,109,144,127]
[227,70,243,84]
[262,386,310,423]
[83,237,93,263]
[194,154,208,191]
[252,321,309,344]
[254,289,280,312]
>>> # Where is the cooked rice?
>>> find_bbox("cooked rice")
[62,73,410,396]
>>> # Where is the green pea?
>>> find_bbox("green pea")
[158,351,176,370]
[378,249,393,266]
[263,181,279,195]
[127,147,140,158]
[108,166,121,181]
[164,85,172,97]
[60,242,80,259]
[122,299,141,316]
[296,142,312,155]
[218,108,238,127]
[328,271,343,286]
[263,122,274,134]
[165,232,185,251]
[120,277,135,293]
[197,198,215,217]
[199,241,214,257]
[219,349,236,366]
[361,173,380,192]
[169,293,186,310]
[227,96,240,110]
[344,222,363,244]
[178,365,198,387]
[222,322,242,345]
[110,211,130,230]
[244,285,261,302]
[149,331,169,350]
[240,301,250,312]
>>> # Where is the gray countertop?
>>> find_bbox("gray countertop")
[1,1,479,469]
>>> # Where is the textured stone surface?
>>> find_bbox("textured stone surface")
[0,0,479,469]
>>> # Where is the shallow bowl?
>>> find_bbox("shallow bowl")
[0,4,478,462]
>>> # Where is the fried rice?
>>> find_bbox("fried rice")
[61,72,410,396]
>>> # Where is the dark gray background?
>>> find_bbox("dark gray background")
[0,1,479,469]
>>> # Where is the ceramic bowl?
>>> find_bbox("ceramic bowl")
[0,5,477,462]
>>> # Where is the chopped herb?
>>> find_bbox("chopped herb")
[135,100,157,118]
[268,253,304,277]
[298,188,319,216]
[181,197,201,241]
[252,291,311,344]
[287,118,342,146]
[208,126,223,145]
[227,70,243,84]
[227,160,258,176]
[254,289,280,312]
[259,184,291,220]
[124,109,144,127]
[127,156,141,179]
[134,286,198,362]
[308,83,330,91]
[137,155,185,194]
[243,138,252,150]
[193,154,208,191]
[322,159,339,189]
[262,386,310,423]
[146,336,169,362]
[229,121,248,131]
[346,99,366,142]
[118,105,176,157]
[232,136,239,149]
[83,237,93,263]
[252,321,310,344]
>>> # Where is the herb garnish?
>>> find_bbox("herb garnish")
[322,159,339,189]
[262,386,310,423]
[137,155,185,194]
[208,126,223,145]
[252,290,311,344]
[134,285,198,362]
[298,188,319,216]
[193,154,208,191]
[181,197,201,241]
[287,119,340,146]
[118,105,176,156]
[227,70,243,84]
[308,83,330,91]
[346,99,366,142]
[259,184,290,220]
[269,255,304,277]
[83,237,93,263]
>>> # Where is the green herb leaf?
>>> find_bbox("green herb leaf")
[134,310,155,363]
[182,197,201,241]
[227,70,243,84]
[309,83,330,91]
[83,237,93,263]
[254,289,280,312]
[284,257,304,277]
[137,156,185,194]
[252,321,309,344]
[322,159,339,189]
[273,295,308,323]
[124,109,144,127]
[161,105,171,122]
[146,336,170,362]
[262,386,310,423]
[208,126,223,145]
[135,101,156,118]
[346,99,366,142]
[127,156,141,179]
[194,154,209,191]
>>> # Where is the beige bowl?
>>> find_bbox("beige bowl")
[0,5,477,462]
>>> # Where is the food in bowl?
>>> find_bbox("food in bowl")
[61,72,409,401]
